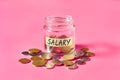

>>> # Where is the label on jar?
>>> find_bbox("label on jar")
[46,37,73,47]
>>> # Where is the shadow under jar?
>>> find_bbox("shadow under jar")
[44,15,75,56]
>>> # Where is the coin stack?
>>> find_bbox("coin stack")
[19,47,95,69]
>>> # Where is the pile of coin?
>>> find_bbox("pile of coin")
[19,48,95,69]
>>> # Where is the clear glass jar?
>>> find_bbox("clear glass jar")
[44,15,75,55]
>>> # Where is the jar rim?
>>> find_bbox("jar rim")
[44,15,74,31]
[45,15,74,24]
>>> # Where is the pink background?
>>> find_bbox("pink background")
[0,0,120,80]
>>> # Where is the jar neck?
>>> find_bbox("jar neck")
[44,15,74,31]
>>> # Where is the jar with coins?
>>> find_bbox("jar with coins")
[44,15,75,56]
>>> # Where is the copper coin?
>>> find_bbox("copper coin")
[49,35,56,38]
[85,52,95,57]
[19,58,31,64]
[21,51,29,55]
[58,35,67,38]
[29,48,41,54]
[51,47,61,53]
[81,48,89,52]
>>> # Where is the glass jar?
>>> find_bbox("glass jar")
[44,15,75,55]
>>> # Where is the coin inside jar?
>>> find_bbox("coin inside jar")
[60,45,74,53]
[58,35,67,38]
[51,47,61,53]
[49,34,56,38]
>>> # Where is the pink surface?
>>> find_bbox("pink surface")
[0,0,120,80]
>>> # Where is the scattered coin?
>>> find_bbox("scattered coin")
[19,58,31,64]
[63,51,75,60]
[85,52,95,57]
[21,51,29,55]
[63,60,74,66]
[81,57,91,61]
[51,53,61,59]
[52,59,63,66]
[81,48,89,52]
[32,59,47,67]
[19,47,95,69]
[29,53,40,56]
[29,48,41,54]
[67,64,78,69]
[75,51,85,57]
[41,52,51,60]
[31,56,42,61]
[75,60,86,65]
[45,62,55,69]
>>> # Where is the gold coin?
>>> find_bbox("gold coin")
[41,52,51,60]
[75,60,86,65]
[81,48,89,52]
[52,59,63,66]
[32,59,47,67]
[19,58,31,64]
[66,64,78,69]
[63,51,75,60]
[31,56,42,61]
[63,60,74,66]
[28,48,41,54]
[45,63,55,69]
[85,52,95,57]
